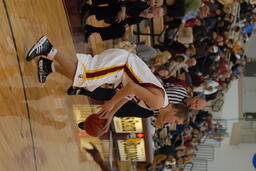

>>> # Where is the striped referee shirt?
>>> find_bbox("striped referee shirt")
[164,85,190,104]
[153,85,190,117]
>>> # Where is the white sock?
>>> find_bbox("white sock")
[51,62,55,72]
[48,48,58,58]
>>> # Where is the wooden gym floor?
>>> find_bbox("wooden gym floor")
[0,0,105,170]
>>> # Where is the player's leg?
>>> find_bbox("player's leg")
[53,51,77,81]
[26,35,78,83]
[36,51,77,83]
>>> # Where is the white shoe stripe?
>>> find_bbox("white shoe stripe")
[39,60,43,71]
[28,36,47,56]
[39,60,46,83]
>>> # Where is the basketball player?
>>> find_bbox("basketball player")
[26,36,188,131]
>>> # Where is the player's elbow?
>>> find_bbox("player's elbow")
[149,98,164,110]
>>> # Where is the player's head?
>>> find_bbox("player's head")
[168,104,189,124]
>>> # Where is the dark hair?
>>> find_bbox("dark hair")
[157,65,169,72]
[173,104,189,122]
[196,17,204,25]
[173,55,185,62]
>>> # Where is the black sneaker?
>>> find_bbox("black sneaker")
[67,86,83,95]
[38,57,53,83]
[67,86,88,96]
[67,86,91,96]
[26,35,53,61]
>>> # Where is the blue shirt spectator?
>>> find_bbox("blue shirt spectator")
[242,24,255,34]
[182,9,199,22]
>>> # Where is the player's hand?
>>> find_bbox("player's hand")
[97,101,116,131]
[97,101,115,118]
[116,10,126,23]
[102,114,113,131]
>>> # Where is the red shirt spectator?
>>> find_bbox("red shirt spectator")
[184,18,202,27]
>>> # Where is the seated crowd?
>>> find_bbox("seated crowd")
[76,0,255,170]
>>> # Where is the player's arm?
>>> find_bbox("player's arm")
[98,82,164,122]
[111,82,164,110]
[99,98,129,130]
[155,112,166,129]
[111,97,129,114]
[98,82,164,118]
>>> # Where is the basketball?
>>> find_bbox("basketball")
[84,114,107,137]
